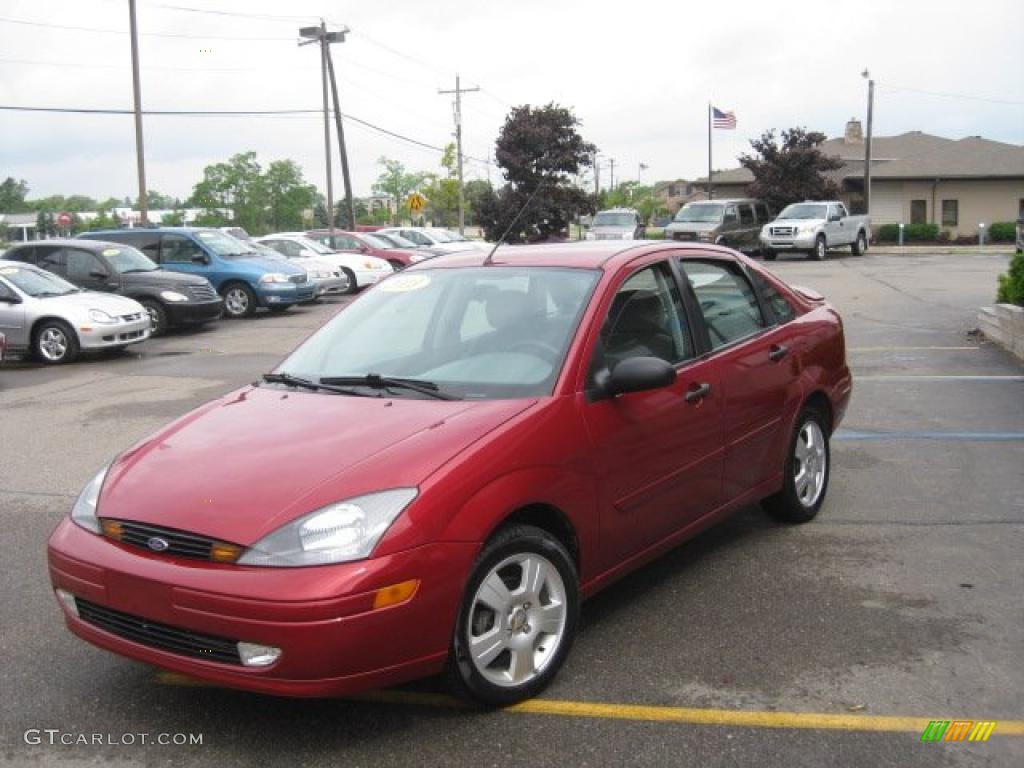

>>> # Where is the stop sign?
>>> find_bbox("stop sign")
[56,212,73,228]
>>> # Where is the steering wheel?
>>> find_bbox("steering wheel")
[508,339,560,363]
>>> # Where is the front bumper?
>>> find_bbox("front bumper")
[352,267,393,289]
[78,316,151,349]
[311,275,350,297]
[760,234,817,251]
[165,299,223,326]
[47,519,477,697]
[257,282,316,306]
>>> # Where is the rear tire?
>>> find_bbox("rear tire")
[220,282,257,318]
[763,407,831,524]
[851,231,867,256]
[388,260,405,271]
[33,319,79,365]
[447,524,579,706]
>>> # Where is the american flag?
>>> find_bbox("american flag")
[712,107,737,129]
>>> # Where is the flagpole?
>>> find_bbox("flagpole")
[707,103,713,201]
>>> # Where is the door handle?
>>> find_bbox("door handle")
[684,382,712,403]
[768,344,789,362]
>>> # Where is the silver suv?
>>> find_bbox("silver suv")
[585,208,645,241]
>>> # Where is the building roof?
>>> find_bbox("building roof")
[698,131,1024,185]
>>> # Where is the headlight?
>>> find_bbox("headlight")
[159,290,189,302]
[409,253,426,263]
[800,224,818,234]
[622,232,633,239]
[237,488,418,567]
[364,261,383,270]
[71,464,109,534]
[259,273,290,284]
[698,232,715,241]
[88,309,117,324]
[584,232,596,241]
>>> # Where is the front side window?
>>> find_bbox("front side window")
[739,204,754,224]
[35,246,66,274]
[161,234,203,264]
[277,267,599,400]
[680,260,764,349]
[597,264,693,370]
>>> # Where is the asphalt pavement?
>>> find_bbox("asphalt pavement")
[1,249,1021,767]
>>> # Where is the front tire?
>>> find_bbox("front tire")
[808,235,827,261]
[762,250,778,261]
[448,524,579,706]
[33,320,79,365]
[763,407,831,524]
[851,231,867,256]
[220,282,257,318]
[139,299,167,337]
[341,268,359,295]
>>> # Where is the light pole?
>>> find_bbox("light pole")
[128,0,147,224]
[862,69,874,214]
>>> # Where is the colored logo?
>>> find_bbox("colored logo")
[146,537,170,552]
[920,720,996,742]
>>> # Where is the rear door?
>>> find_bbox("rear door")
[581,259,723,566]
[0,275,27,348]
[678,256,800,501]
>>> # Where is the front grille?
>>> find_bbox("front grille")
[770,226,797,237]
[185,284,218,302]
[76,598,242,665]
[673,232,697,241]
[120,312,143,322]
[100,518,241,562]
[289,274,308,284]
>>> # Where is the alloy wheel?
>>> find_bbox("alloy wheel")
[794,420,827,508]
[224,288,249,316]
[39,327,68,361]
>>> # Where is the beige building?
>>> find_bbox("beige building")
[696,121,1024,237]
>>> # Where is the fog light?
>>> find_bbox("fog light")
[237,642,282,667]
[55,588,79,617]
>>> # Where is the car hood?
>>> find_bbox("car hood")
[665,221,719,233]
[235,254,306,275]
[120,270,210,289]
[768,218,825,227]
[99,386,536,545]
[36,291,144,315]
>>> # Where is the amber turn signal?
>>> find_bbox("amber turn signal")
[372,579,420,610]
[100,519,124,540]
[209,543,243,563]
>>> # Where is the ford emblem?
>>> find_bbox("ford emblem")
[147,537,170,552]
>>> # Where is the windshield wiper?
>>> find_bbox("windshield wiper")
[260,372,373,397]
[320,373,459,401]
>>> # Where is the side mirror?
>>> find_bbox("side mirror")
[602,356,676,396]
[190,254,209,264]
[0,293,21,304]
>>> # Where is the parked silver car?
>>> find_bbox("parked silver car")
[585,208,645,241]
[0,260,151,364]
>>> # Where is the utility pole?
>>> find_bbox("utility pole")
[862,69,874,214]
[439,74,479,235]
[128,0,148,224]
[323,29,354,230]
[299,22,336,232]
[609,158,616,193]
[593,152,600,196]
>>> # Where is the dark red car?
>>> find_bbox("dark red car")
[48,242,851,704]
[305,229,427,271]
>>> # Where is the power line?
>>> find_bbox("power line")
[143,2,320,23]
[0,15,292,40]
[877,83,1024,107]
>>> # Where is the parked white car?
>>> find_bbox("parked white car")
[0,260,151,364]
[377,227,486,255]
[760,201,871,261]
[255,234,393,293]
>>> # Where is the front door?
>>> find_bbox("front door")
[581,260,723,569]
[0,277,27,348]
[678,257,796,501]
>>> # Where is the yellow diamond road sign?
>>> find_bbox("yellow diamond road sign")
[407,192,426,214]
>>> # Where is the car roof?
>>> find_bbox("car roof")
[86,227,219,235]
[5,238,125,251]
[404,241,738,271]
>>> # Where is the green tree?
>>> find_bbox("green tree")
[476,103,596,242]
[85,209,119,231]
[0,177,30,212]
[738,128,843,213]
[463,179,493,225]
[143,190,178,210]
[265,160,317,232]
[372,158,429,224]
[421,143,461,227]
[160,209,185,226]
[189,151,267,233]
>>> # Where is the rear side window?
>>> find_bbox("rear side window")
[680,260,765,349]
[36,246,66,275]
[752,272,796,324]
[739,204,754,224]
[4,246,36,265]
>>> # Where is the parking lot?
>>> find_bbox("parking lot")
[1,249,1021,767]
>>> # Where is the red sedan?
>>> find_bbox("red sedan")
[48,242,851,704]
[305,229,427,271]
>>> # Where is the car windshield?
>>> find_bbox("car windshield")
[778,204,828,220]
[194,230,257,257]
[430,229,468,242]
[674,204,724,223]
[423,229,454,242]
[275,267,600,400]
[361,234,395,250]
[103,245,158,273]
[592,212,636,228]
[376,233,416,248]
[0,264,79,297]
[293,237,335,255]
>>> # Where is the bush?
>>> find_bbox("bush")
[988,222,1016,243]
[996,249,1024,306]
[877,224,900,242]
[904,223,939,241]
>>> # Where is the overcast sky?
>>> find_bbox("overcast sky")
[1,0,1022,203]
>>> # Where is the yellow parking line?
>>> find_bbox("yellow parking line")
[154,672,1024,735]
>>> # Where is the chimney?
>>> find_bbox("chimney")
[845,118,863,144]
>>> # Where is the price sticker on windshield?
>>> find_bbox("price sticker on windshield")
[380,274,431,293]
[102,248,121,257]
[0,266,18,275]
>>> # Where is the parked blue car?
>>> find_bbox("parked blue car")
[82,228,315,317]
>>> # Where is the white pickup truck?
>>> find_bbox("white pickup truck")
[760,201,871,261]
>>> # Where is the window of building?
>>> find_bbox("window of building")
[941,200,959,227]
[910,200,927,225]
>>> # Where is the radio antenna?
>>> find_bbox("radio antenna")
[483,180,548,264]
